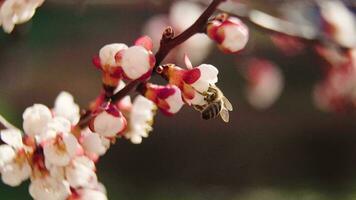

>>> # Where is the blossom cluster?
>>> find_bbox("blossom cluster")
[0,0,251,198]
[0,0,44,33]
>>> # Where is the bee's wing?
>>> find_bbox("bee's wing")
[222,97,233,111]
[220,108,230,123]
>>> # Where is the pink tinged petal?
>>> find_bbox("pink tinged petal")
[1,161,31,187]
[190,64,219,92]
[183,68,201,84]
[23,104,52,137]
[0,129,23,149]
[29,177,71,200]
[156,86,176,99]
[0,145,16,168]
[134,36,154,51]
[90,104,127,138]
[99,43,128,68]
[220,20,249,53]
[120,46,153,80]
[164,86,185,114]
[246,59,284,109]
[92,55,102,70]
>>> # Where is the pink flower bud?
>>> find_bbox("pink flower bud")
[142,83,184,115]
[244,58,284,109]
[89,102,127,138]
[97,43,128,74]
[115,44,155,80]
[207,14,249,53]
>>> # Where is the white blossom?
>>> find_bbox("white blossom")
[124,95,156,144]
[29,176,71,200]
[53,91,80,125]
[43,132,82,167]
[0,0,45,33]
[1,160,31,186]
[90,104,127,138]
[39,116,72,143]
[81,129,110,157]
[0,129,31,187]
[120,46,153,80]
[65,156,97,189]
[99,43,128,68]
[23,104,52,138]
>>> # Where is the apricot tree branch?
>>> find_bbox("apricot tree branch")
[77,0,226,128]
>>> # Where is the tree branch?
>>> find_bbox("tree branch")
[76,0,226,128]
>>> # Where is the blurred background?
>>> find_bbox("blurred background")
[1,0,356,199]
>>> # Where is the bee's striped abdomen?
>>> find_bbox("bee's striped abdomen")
[202,102,222,120]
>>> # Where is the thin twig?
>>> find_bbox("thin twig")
[0,114,17,130]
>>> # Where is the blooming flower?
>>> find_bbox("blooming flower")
[94,37,155,85]
[157,56,219,106]
[53,91,80,125]
[207,14,249,53]
[0,129,31,186]
[122,95,156,144]
[65,156,97,189]
[115,37,156,80]
[89,102,127,138]
[141,83,184,115]
[81,128,110,160]
[43,131,82,167]
[23,104,52,138]
[29,176,71,200]
[0,0,45,33]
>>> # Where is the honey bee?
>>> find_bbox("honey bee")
[193,85,233,123]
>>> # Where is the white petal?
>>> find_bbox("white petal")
[191,64,219,92]
[221,23,249,52]
[0,129,23,149]
[165,86,184,114]
[1,161,31,187]
[29,177,71,200]
[23,104,52,137]
[65,157,97,189]
[0,145,15,168]
[82,132,110,156]
[93,112,125,137]
[43,134,80,167]
[62,133,81,158]
[78,189,108,200]
[54,91,80,125]
[39,117,72,142]
[99,43,128,67]
[121,46,151,80]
